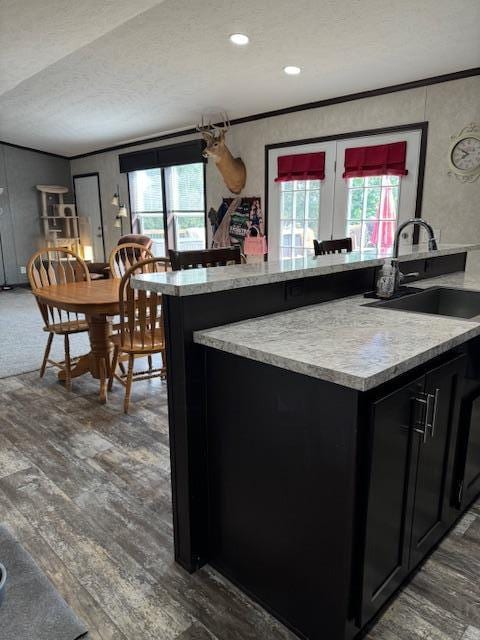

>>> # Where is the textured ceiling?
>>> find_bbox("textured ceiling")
[1,0,479,157]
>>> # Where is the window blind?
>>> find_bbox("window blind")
[119,140,206,173]
[129,168,163,213]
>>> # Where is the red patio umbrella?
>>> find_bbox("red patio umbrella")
[371,187,396,251]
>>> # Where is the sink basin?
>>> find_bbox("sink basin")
[368,287,480,319]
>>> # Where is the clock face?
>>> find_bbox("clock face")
[451,136,480,173]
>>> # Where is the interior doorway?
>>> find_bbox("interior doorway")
[73,173,105,261]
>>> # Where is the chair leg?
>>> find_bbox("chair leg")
[40,333,54,378]
[108,345,120,391]
[64,334,72,391]
[124,354,134,414]
[119,361,126,375]
[148,354,153,371]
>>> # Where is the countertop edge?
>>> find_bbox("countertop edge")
[132,244,479,297]
[195,323,480,392]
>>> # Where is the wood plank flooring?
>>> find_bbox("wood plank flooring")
[0,369,478,640]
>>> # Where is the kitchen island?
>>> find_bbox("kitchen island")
[133,244,480,640]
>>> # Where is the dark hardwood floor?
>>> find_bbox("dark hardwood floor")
[0,369,478,640]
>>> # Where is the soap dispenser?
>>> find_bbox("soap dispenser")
[376,260,396,299]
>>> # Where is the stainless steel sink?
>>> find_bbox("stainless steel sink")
[368,287,480,320]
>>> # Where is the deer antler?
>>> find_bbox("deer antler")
[222,112,231,131]
[209,112,231,138]
[196,115,215,138]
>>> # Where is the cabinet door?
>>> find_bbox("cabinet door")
[457,389,480,507]
[409,355,465,570]
[361,375,424,625]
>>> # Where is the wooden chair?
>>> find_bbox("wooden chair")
[313,237,353,256]
[87,234,153,280]
[108,257,169,413]
[27,248,90,390]
[109,243,155,279]
[169,246,242,271]
[110,246,168,377]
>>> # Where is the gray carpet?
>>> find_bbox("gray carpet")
[0,289,90,379]
[0,524,87,640]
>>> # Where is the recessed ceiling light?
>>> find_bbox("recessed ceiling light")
[284,65,301,75]
[229,33,249,45]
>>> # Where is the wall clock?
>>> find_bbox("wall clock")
[448,123,480,183]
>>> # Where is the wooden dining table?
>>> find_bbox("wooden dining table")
[34,279,120,402]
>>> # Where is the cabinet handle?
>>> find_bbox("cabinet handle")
[412,394,429,443]
[427,388,440,438]
[457,480,464,507]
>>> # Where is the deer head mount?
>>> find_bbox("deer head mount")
[197,114,246,195]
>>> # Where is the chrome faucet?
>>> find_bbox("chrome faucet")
[377,218,438,297]
[392,218,438,258]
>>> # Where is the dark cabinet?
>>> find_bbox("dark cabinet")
[360,375,422,624]
[456,388,480,507]
[360,354,465,625]
[409,357,464,568]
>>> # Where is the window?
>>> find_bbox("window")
[165,164,205,252]
[268,141,336,261]
[280,180,321,258]
[268,128,423,261]
[129,168,165,256]
[128,162,206,256]
[345,175,400,252]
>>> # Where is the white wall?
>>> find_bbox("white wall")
[70,75,480,255]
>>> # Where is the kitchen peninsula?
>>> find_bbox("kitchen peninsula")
[133,244,480,640]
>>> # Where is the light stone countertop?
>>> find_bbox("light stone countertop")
[193,262,480,392]
[132,243,479,297]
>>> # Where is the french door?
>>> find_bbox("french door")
[128,163,206,257]
[268,142,335,261]
[268,129,422,260]
[332,130,422,250]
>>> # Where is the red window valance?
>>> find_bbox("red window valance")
[275,152,325,182]
[343,141,408,178]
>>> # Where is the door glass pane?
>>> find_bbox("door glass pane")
[306,190,320,219]
[129,168,163,212]
[165,163,206,251]
[365,188,381,219]
[361,220,377,251]
[345,176,402,253]
[281,220,293,246]
[294,191,306,219]
[293,220,304,246]
[280,191,293,219]
[138,214,165,257]
[348,189,364,221]
[304,220,317,254]
[128,168,166,256]
[278,179,321,259]
[129,163,206,256]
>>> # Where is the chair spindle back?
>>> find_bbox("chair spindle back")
[109,243,155,279]
[118,258,169,351]
[27,248,90,331]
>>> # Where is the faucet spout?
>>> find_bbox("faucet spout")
[392,218,438,258]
